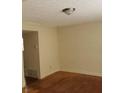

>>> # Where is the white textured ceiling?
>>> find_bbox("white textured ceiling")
[22,0,102,27]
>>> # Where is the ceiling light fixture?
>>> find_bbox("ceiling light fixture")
[62,8,76,15]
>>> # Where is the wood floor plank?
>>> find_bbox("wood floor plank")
[23,71,102,93]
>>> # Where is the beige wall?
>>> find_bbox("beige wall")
[23,22,60,78]
[22,21,102,80]
[58,22,102,76]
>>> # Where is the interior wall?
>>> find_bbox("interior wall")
[22,21,102,78]
[58,22,102,76]
[22,22,60,78]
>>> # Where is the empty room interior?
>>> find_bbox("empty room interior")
[22,0,102,93]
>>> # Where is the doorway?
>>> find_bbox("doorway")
[22,31,40,85]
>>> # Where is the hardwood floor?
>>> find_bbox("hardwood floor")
[23,71,102,93]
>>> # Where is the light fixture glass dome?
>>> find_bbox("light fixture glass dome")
[62,8,76,15]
